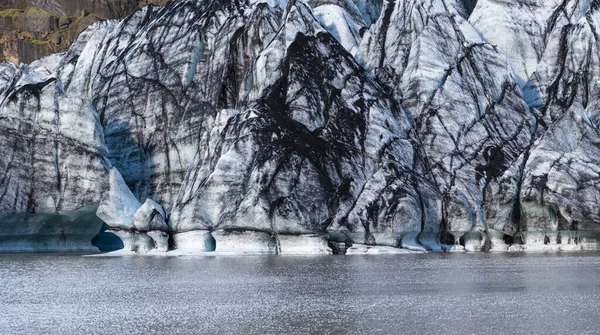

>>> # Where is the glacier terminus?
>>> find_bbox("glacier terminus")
[1,0,600,255]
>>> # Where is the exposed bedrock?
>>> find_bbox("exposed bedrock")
[0,0,169,64]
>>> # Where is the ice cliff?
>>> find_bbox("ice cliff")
[1,0,600,254]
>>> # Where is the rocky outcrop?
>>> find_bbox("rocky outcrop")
[2,0,600,254]
[0,0,168,64]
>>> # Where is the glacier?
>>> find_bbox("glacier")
[1,0,600,254]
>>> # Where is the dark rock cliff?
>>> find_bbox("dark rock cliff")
[0,0,168,64]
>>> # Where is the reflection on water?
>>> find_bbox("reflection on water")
[0,252,599,334]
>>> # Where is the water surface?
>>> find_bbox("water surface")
[1,252,599,334]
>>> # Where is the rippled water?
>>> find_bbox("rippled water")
[1,252,600,334]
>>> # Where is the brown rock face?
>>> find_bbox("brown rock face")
[0,0,168,64]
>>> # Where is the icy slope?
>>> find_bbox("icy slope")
[309,0,382,54]
[0,38,111,252]
[358,0,534,250]
[470,0,589,83]
[167,0,437,251]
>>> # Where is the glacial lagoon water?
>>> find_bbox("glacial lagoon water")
[1,253,600,334]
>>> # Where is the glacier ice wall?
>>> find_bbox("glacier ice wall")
[2,0,600,253]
